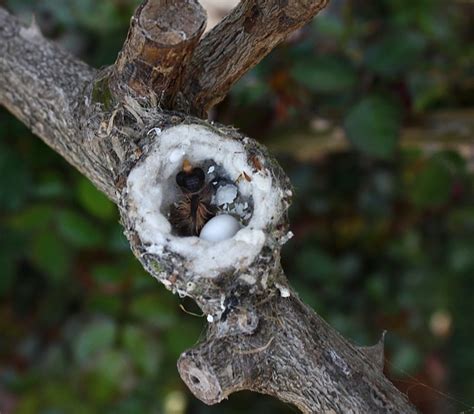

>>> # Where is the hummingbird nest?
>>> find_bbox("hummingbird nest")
[119,121,293,318]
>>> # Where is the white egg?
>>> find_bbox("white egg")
[199,214,241,242]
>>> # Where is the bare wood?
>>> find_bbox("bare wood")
[112,0,206,107]
[0,3,419,413]
[178,0,330,116]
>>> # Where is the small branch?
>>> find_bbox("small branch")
[179,0,330,116]
[269,109,474,170]
[112,0,206,107]
[358,331,387,373]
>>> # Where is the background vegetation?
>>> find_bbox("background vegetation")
[1,0,473,413]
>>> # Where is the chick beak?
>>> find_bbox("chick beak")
[182,159,193,173]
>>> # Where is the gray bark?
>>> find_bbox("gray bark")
[179,289,413,413]
[0,2,418,413]
[111,0,207,106]
[178,0,330,116]
[0,9,112,197]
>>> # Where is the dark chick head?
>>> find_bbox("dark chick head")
[176,160,205,193]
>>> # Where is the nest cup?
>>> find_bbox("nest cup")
[124,123,287,278]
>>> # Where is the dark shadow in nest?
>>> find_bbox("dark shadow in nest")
[166,159,254,237]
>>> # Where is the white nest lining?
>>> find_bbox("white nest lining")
[127,124,283,277]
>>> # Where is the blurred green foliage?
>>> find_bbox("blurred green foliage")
[1,0,473,413]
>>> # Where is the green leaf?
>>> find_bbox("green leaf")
[231,73,271,106]
[123,326,161,377]
[0,228,22,294]
[130,293,177,329]
[296,248,337,281]
[34,172,67,198]
[107,226,129,252]
[365,32,426,77]
[74,318,116,364]
[88,294,122,316]
[72,0,124,32]
[84,349,132,404]
[449,244,474,273]
[390,342,422,375]
[366,274,388,302]
[14,394,41,414]
[409,159,452,208]
[312,14,345,39]
[409,72,447,112]
[448,207,474,231]
[344,95,401,158]
[56,210,104,248]
[8,205,54,231]
[432,150,467,175]
[291,56,357,93]
[0,145,31,210]
[92,263,123,284]
[30,230,71,281]
[77,178,116,220]
[165,321,203,360]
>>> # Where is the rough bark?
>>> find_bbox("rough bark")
[112,0,206,106]
[179,288,412,413]
[0,2,419,413]
[178,0,330,116]
[0,9,114,198]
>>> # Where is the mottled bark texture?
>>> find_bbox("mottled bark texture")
[0,9,112,197]
[179,291,411,413]
[0,2,418,413]
[112,0,206,106]
[178,0,330,116]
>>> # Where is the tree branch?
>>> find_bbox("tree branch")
[0,9,120,198]
[178,287,414,413]
[0,2,420,413]
[120,122,418,413]
[178,0,330,116]
[112,0,206,107]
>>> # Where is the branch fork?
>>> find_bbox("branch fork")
[0,1,418,413]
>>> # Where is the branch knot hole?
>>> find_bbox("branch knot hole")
[178,353,223,404]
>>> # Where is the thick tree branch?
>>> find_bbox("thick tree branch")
[178,0,330,116]
[0,2,420,413]
[120,122,418,413]
[0,9,121,198]
[178,287,414,413]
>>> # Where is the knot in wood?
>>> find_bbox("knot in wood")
[216,307,259,337]
[177,352,223,404]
